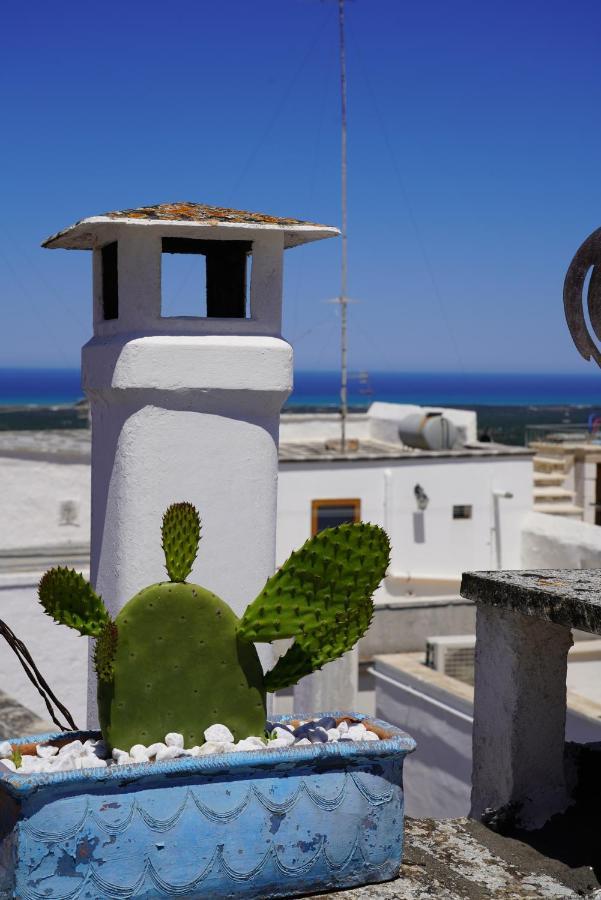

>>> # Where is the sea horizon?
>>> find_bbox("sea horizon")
[0,367,600,409]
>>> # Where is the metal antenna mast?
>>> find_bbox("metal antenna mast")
[338,0,348,452]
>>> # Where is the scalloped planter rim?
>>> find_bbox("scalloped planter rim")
[0,713,415,899]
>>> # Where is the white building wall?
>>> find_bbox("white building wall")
[522,510,601,568]
[279,413,370,443]
[374,654,601,820]
[277,455,532,588]
[0,457,90,551]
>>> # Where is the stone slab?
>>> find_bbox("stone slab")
[317,817,600,898]
[460,569,601,635]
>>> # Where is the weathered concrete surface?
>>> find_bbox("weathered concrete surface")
[461,569,601,635]
[318,817,601,898]
[294,647,358,711]
[0,689,52,739]
[471,605,573,828]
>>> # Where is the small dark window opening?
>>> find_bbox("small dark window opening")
[161,238,251,318]
[101,242,118,320]
[453,505,472,520]
[311,499,361,535]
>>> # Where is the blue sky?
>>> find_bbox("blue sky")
[1,0,601,373]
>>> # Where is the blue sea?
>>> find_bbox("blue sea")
[0,368,600,408]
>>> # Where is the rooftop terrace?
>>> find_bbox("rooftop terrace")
[0,429,532,465]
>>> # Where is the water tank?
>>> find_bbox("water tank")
[398,412,458,450]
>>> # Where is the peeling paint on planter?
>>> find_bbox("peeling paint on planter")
[0,713,415,899]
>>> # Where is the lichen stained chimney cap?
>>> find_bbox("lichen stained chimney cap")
[42,202,340,250]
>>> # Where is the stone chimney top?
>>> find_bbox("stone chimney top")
[42,202,339,250]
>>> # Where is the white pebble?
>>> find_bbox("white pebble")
[116,753,133,766]
[37,745,58,759]
[130,743,147,756]
[1,760,16,772]
[59,740,83,757]
[273,727,295,745]
[146,742,166,758]
[326,728,340,742]
[204,724,234,744]
[233,737,266,752]
[52,754,76,772]
[81,756,107,769]
[0,741,13,759]
[187,746,202,757]
[129,744,149,762]
[197,741,229,756]
[19,755,43,773]
[362,731,380,741]
[347,724,367,741]
[155,745,183,762]
[295,738,311,746]
[240,736,266,749]
[337,721,349,734]
[165,732,184,749]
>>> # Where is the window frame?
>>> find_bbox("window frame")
[311,498,361,536]
[452,504,473,520]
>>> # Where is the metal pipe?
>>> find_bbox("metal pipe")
[492,490,514,569]
[338,0,348,453]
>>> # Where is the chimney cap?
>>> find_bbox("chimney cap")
[42,201,339,250]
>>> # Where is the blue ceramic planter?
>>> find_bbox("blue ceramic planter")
[0,713,415,899]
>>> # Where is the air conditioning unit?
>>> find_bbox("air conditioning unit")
[425,635,476,685]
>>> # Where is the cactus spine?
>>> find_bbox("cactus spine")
[38,503,389,750]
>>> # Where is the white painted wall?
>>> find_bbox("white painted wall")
[522,510,601,568]
[0,457,90,551]
[277,454,532,589]
[279,413,370,443]
[373,658,473,819]
[374,654,601,820]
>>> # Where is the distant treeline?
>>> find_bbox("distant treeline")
[0,401,597,446]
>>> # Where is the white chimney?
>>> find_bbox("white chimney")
[43,202,338,724]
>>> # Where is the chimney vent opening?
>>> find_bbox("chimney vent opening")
[161,238,251,319]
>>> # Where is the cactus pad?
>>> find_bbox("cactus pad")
[38,567,111,637]
[162,502,201,582]
[238,523,390,691]
[94,622,119,682]
[97,582,265,750]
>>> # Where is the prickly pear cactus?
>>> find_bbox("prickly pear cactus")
[39,504,265,750]
[238,523,390,691]
[38,503,390,751]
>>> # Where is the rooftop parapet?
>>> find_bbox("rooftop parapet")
[461,568,601,830]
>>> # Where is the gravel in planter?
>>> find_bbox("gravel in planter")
[0,716,382,775]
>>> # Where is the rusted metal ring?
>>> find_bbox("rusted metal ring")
[564,227,601,365]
